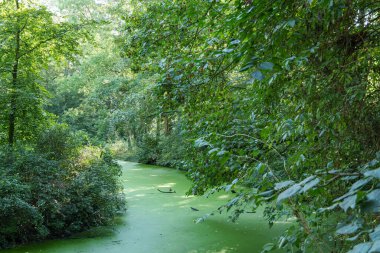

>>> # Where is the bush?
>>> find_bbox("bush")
[0,126,125,249]
[0,174,46,248]
[106,140,133,160]
[135,126,188,169]
[62,147,125,233]
[136,135,160,164]
[35,124,86,160]
[156,129,187,170]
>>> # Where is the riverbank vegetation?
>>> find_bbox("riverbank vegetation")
[0,128,124,248]
[0,0,124,248]
[1,0,379,252]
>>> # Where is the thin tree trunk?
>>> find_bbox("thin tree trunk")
[156,116,161,139]
[127,132,132,149]
[164,115,171,135]
[8,0,20,146]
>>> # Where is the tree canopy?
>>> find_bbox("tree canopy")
[0,0,124,248]
[0,0,92,145]
[0,0,379,252]
[113,0,380,252]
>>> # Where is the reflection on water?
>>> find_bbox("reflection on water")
[1,161,287,253]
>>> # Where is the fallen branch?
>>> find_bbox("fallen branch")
[157,188,176,193]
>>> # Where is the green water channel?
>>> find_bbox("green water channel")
[1,161,288,253]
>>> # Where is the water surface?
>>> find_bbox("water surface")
[2,161,286,253]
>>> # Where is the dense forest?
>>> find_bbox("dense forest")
[1,0,379,252]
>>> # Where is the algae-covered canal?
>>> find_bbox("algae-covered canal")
[2,161,287,253]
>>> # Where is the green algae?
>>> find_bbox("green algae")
[1,161,287,253]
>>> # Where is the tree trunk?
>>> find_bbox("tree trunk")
[8,0,20,146]
[156,116,161,139]
[164,115,171,135]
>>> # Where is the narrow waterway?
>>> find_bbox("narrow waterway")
[2,161,287,253]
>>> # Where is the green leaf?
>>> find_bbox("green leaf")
[274,180,294,190]
[251,70,264,81]
[239,63,254,72]
[287,20,296,27]
[194,138,210,148]
[278,236,288,248]
[370,241,380,252]
[208,148,219,154]
[217,150,227,156]
[259,62,274,71]
[230,39,240,45]
[261,243,275,252]
[350,178,372,192]
[348,243,372,253]
[259,190,274,197]
[370,225,380,241]
[299,175,316,185]
[339,194,357,212]
[277,184,301,204]
[363,189,380,213]
[225,184,233,192]
[364,168,380,179]
[300,177,320,193]
[318,203,339,213]
[222,48,234,53]
[334,191,357,202]
[336,221,361,235]
[174,74,183,81]
[368,159,379,167]
[346,232,366,241]
[224,179,238,192]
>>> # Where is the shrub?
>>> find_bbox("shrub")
[62,148,125,233]
[156,129,187,170]
[0,127,125,249]
[136,135,160,164]
[106,140,131,160]
[0,176,47,247]
[35,124,84,160]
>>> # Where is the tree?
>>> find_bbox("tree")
[119,0,380,251]
[0,2,125,249]
[0,0,89,145]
